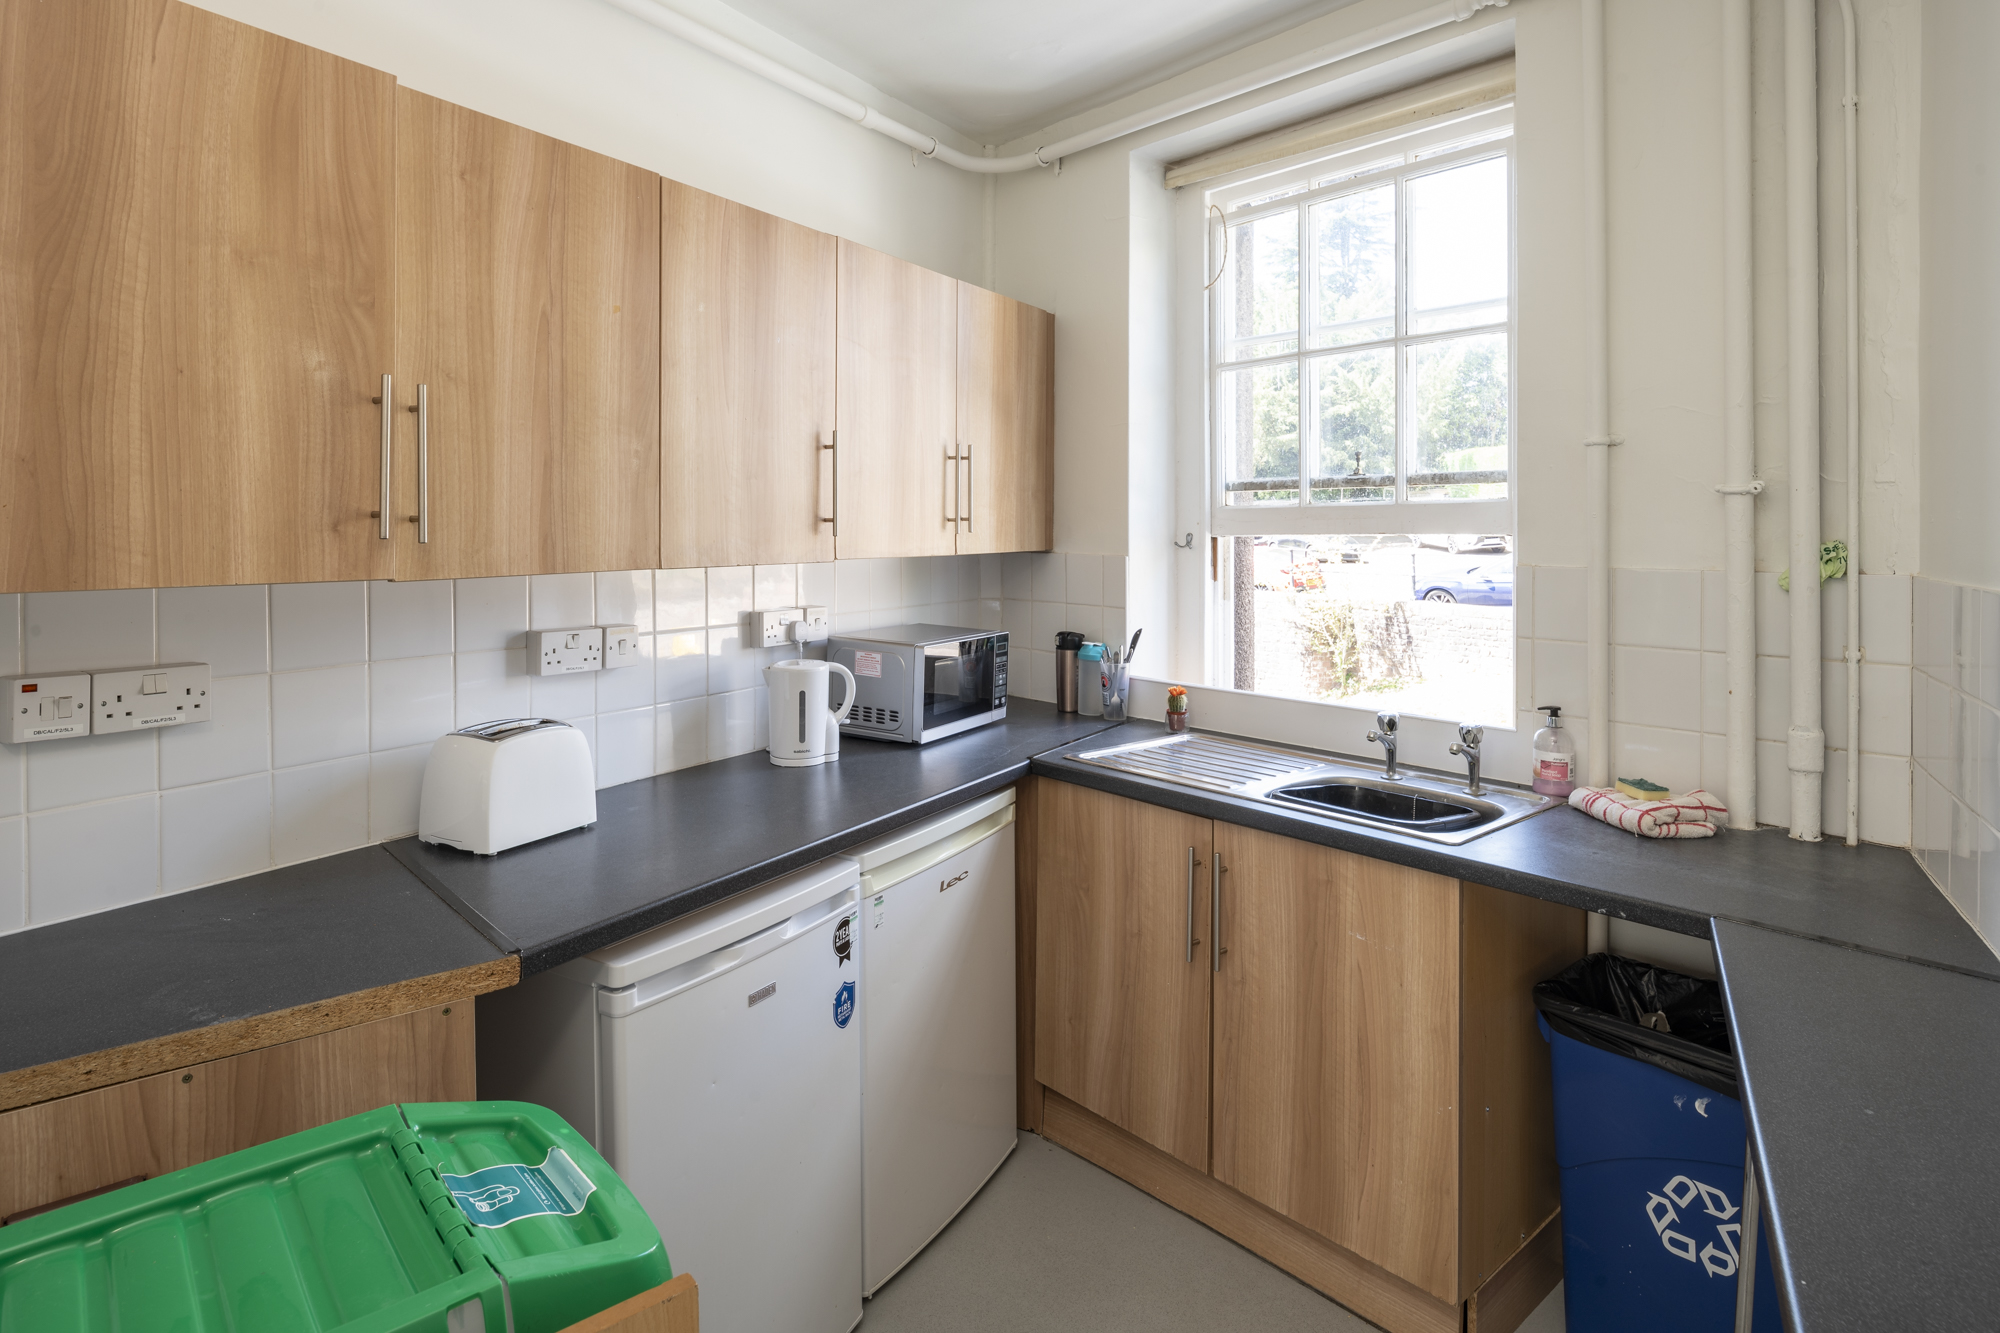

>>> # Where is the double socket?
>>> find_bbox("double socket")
[528,626,642,676]
[6,662,211,744]
[743,607,830,648]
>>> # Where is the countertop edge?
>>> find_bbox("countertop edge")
[0,953,519,1114]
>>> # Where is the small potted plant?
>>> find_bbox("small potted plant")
[1165,686,1190,733]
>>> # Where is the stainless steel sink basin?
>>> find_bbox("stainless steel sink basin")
[1071,733,1560,845]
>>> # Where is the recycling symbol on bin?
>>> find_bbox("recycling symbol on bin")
[1644,1174,1743,1277]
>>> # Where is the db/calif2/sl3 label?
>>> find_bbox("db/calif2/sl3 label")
[443,1147,597,1228]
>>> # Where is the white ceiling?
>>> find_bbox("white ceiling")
[717,0,1366,142]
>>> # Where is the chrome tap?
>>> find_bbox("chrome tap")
[1449,723,1485,797]
[1365,711,1401,779]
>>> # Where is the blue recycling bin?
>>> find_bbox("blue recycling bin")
[1537,957,1783,1332]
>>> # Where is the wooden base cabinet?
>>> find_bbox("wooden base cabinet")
[1030,779,1582,1333]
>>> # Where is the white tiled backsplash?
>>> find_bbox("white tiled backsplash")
[0,552,1122,935]
[1910,576,2000,953]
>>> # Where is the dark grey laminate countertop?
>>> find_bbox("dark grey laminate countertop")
[1033,721,2000,977]
[1713,921,2000,1331]
[388,701,1123,974]
[0,846,507,1082]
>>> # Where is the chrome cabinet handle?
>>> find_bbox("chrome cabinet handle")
[944,443,958,526]
[961,442,973,535]
[819,432,836,529]
[1185,846,1203,963]
[1211,852,1226,972]
[413,384,429,543]
[374,373,392,539]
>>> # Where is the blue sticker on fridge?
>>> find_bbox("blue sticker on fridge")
[833,979,856,1029]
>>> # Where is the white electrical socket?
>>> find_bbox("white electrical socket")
[791,606,829,644]
[92,662,211,734]
[744,607,829,648]
[5,673,92,743]
[600,625,642,668]
[529,627,603,676]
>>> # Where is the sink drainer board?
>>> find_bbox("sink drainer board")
[1071,733,1563,845]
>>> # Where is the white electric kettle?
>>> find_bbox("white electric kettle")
[764,658,857,767]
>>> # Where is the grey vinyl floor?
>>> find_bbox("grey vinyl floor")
[859,1131,1567,1333]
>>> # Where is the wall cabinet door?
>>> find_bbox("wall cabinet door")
[661,182,834,568]
[834,239,958,560]
[956,283,1054,554]
[1035,782,1212,1171]
[0,0,394,592]
[1210,823,1463,1301]
[392,89,659,580]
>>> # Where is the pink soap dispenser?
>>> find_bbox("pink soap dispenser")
[1532,705,1576,797]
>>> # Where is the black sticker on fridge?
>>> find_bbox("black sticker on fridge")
[833,914,853,965]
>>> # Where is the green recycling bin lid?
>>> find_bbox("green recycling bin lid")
[0,1101,669,1333]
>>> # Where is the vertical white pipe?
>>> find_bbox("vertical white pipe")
[1721,0,1758,831]
[1582,0,1614,790]
[1785,0,1824,840]
[1838,0,1861,846]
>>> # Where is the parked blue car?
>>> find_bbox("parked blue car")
[1413,556,1514,605]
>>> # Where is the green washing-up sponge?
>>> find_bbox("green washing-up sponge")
[1616,777,1671,801]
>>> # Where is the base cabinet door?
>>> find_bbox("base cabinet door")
[1210,823,1463,1301]
[1035,782,1212,1171]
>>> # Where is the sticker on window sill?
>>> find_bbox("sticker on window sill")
[444,1147,596,1228]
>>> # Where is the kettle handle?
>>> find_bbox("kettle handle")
[826,661,857,723]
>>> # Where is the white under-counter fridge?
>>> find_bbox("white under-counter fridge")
[479,856,864,1333]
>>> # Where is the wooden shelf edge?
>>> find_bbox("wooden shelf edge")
[1040,1092,1462,1333]
[0,954,519,1113]
[1466,1208,1562,1333]
[557,1273,698,1333]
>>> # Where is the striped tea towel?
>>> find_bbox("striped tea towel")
[1568,786,1729,838]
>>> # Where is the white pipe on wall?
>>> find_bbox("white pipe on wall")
[1581,0,1614,790]
[599,0,1512,174]
[1784,0,1825,841]
[1837,0,1861,847]
[1719,0,1759,831]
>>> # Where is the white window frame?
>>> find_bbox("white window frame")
[1204,104,1518,540]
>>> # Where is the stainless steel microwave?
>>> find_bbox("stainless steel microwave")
[827,625,1007,744]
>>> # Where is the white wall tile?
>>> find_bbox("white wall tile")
[162,774,270,892]
[1611,646,1702,730]
[272,755,368,866]
[834,560,875,614]
[1966,695,2000,828]
[1973,588,2000,709]
[1814,660,1911,757]
[0,748,19,820]
[159,585,268,677]
[1948,796,1983,923]
[1533,639,1587,717]
[1532,566,1585,642]
[1914,767,1950,888]
[707,688,760,760]
[1755,738,1790,828]
[655,568,707,630]
[455,577,529,652]
[753,565,797,610]
[956,554,981,601]
[1860,754,1912,848]
[1031,552,1067,603]
[1912,577,1951,677]
[1956,585,1983,697]
[1701,651,1727,735]
[1753,572,1789,658]
[1024,648,1057,703]
[1611,569,1702,650]
[27,730,157,813]
[24,589,154,673]
[529,667,596,721]
[800,562,836,610]
[1699,732,1731,810]
[1755,656,1789,742]
[1066,554,1104,607]
[596,707,654,788]
[271,664,369,768]
[28,794,157,923]
[1003,553,1035,601]
[270,582,365,671]
[530,573,595,630]
[869,559,904,613]
[973,598,1003,631]
[1002,599,1032,647]
[1515,637,1535,712]
[368,744,431,842]
[0,593,19,674]
[0,818,23,933]
[655,631,707,702]
[706,566,753,625]
[978,554,1004,600]
[161,674,270,789]
[658,698,709,773]
[596,570,654,634]
[597,633,656,712]
[1101,609,1128,662]
[455,649,531,729]
[1700,570,1726,652]
[1861,574,1913,666]
[369,656,454,752]
[1064,604,1104,646]
[1104,556,1127,610]
[1981,839,2000,949]
[565,715,598,772]
[707,625,762,694]
[369,580,454,660]
[1031,601,1067,655]
[1609,722,1703,797]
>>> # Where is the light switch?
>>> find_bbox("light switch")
[93,663,212,734]
[600,624,640,667]
[528,627,603,676]
[5,673,92,743]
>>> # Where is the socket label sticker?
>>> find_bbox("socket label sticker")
[443,1147,596,1229]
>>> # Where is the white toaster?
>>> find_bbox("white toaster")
[418,718,597,855]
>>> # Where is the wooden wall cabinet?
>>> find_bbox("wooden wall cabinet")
[957,283,1055,555]
[1031,779,1582,1333]
[394,89,660,580]
[660,181,835,569]
[0,0,395,593]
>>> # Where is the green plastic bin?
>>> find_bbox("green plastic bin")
[0,1101,670,1333]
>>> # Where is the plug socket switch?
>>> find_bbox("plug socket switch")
[601,625,642,668]
[5,673,93,743]
[529,627,603,676]
[743,608,799,649]
[790,606,830,644]
[93,662,211,734]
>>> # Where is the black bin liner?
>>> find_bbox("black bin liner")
[1533,952,1740,1100]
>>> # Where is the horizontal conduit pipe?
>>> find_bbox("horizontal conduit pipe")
[599,0,1512,173]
